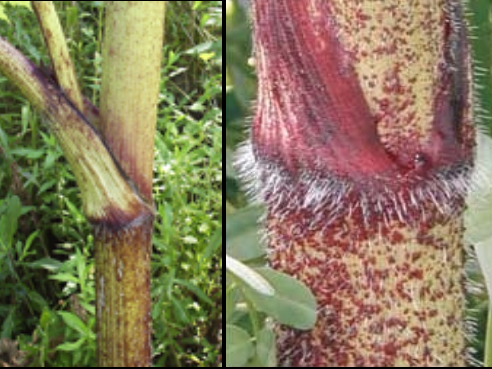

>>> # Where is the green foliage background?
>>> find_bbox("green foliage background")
[0,1,222,367]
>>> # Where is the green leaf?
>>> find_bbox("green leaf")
[226,324,254,367]
[37,179,57,196]
[466,133,492,300]
[226,285,234,321]
[226,255,274,296]
[9,147,44,159]
[256,326,277,367]
[65,4,79,30]
[174,278,214,306]
[40,308,57,328]
[56,337,86,352]
[171,296,189,324]
[27,290,49,310]
[72,249,88,294]
[226,206,265,261]
[1,308,14,338]
[199,52,215,61]
[184,41,214,55]
[0,195,21,250]
[466,132,492,244]
[189,101,205,112]
[203,226,222,260]
[243,267,317,330]
[474,237,492,299]
[49,273,79,284]
[58,311,89,336]
[19,230,39,261]
[80,300,95,316]
[27,257,63,271]
[65,198,86,223]
[43,151,59,170]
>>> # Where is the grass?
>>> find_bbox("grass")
[0,1,222,367]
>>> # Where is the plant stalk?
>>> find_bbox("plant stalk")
[95,1,165,366]
[32,1,84,114]
[240,0,475,366]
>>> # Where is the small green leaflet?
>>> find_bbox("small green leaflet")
[466,132,492,298]
[226,254,275,296]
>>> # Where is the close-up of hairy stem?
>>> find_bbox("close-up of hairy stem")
[236,0,475,366]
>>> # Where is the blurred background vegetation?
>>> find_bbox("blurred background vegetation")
[0,1,222,367]
[226,0,492,366]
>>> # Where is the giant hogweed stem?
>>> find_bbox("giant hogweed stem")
[95,2,164,366]
[0,2,164,366]
[0,35,152,231]
[237,0,475,366]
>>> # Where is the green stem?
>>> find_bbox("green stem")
[32,1,84,113]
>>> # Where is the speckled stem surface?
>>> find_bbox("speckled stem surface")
[241,0,475,366]
[268,206,467,367]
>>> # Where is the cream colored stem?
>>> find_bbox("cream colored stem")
[0,35,151,227]
[32,1,84,114]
